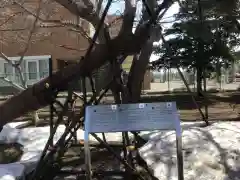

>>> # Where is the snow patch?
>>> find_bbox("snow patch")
[0,164,25,180]
[139,122,240,180]
[0,125,20,144]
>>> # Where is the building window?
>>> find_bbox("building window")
[0,56,50,86]
[39,59,49,79]
[28,61,37,80]
[3,63,14,80]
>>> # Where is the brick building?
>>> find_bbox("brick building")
[0,3,151,93]
[0,1,90,93]
[0,1,90,70]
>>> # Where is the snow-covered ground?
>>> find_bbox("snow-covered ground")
[139,122,240,180]
[0,121,240,180]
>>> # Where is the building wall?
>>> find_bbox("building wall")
[0,2,90,71]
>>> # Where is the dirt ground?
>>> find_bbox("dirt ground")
[14,91,240,123]
[141,91,240,121]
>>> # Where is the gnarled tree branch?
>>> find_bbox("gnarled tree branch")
[127,0,173,102]
[54,0,110,43]
[119,0,137,35]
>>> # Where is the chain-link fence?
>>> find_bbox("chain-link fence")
[150,69,240,92]
[1,69,239,94]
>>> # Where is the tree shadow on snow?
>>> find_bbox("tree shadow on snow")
[138,124,240,179]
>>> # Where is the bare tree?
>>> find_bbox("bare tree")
[0,0,173,127]
[0,0,93,124]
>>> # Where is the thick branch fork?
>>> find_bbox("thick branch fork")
[0,30,148,126]
[0,0,170,126]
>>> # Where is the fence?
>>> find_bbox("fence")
[0,70,239,95]
[151,69,240,92]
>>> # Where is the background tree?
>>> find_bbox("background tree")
[152,0,240,94]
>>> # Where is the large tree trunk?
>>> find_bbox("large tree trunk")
[0,77,40,125]
[196,65,203,96]
[127,40,154,102]
[230,60,236,82]
[126,0,158,103]
[216,59,222,83]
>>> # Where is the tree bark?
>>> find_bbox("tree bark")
[127,40,154,102]
[0,76,40,125]
[196,65,203,96]
[126,0,166,103]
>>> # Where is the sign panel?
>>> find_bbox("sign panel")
[85,102,179,133]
